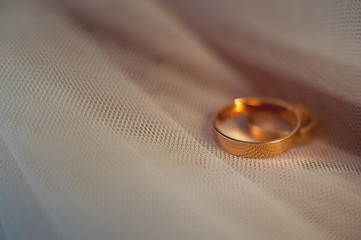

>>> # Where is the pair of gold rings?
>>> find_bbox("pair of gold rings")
[213,98,316,158]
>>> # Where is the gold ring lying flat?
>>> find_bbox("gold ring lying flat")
[213,98,301,158]
[248,104,317,144]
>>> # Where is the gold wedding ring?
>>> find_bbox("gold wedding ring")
[213,98,302,158]
[248,104,317,144]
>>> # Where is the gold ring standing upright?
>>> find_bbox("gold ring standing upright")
[248,104,317,144]
[213,98,302,158]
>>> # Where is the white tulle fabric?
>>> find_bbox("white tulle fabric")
[0,0,361,239]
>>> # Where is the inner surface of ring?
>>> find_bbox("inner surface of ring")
[248,104,316,142]
[214,99,298,142]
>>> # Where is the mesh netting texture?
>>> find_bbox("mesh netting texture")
[0,0,361,239]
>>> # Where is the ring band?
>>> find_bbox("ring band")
[213,98,301,158]
[248,104,317,144]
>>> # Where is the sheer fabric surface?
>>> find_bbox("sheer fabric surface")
[0,0,361,239]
